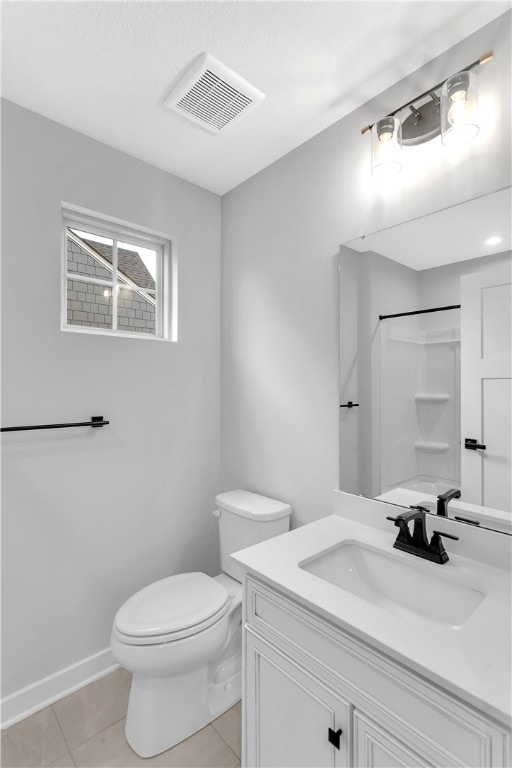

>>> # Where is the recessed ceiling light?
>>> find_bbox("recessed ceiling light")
[484,235,504,246]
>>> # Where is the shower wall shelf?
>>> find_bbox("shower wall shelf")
[414,394,450,403]
[414,441,450,453]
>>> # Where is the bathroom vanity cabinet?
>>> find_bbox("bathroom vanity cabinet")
[242,575,509,768]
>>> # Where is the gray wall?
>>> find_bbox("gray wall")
[419,250,512,321]
[221,14,512,528]
[1,101,221,698]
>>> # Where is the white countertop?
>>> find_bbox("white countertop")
[232,514,512,726]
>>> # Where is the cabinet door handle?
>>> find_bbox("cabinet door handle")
[328,727,342,749]
[464,438,486,451]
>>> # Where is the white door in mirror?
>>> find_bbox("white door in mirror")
[461,265,512,512]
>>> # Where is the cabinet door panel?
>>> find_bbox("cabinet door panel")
[246,631,350,767]
[246,577,508,767]
[353,711,434,768]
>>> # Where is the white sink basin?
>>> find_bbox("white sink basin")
[300,540,486,627]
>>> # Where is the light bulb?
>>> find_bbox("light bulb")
[371,116,402,176]
[449,88,467,103]
[376,117,396,143]
[484,235,503,246]
[441,70,479,147]
[446,72,470,103]
[447,98,468,127]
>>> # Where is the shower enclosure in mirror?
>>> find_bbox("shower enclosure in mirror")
[379,306,461,498]
[339,186,511,533]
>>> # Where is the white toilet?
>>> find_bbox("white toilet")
[111,490,291,758]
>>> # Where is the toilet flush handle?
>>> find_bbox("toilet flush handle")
[212,509,221,518]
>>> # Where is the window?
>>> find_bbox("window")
[62,208,174,340]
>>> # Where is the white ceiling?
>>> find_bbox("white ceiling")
[344,186,512,270]
[1,1,510,195]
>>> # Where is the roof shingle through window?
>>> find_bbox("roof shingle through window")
[82,238,156,291]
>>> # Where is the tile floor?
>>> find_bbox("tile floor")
[1,669,241,768]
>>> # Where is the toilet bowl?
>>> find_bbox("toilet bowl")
[111,490,291,758]
[112,573,242,757]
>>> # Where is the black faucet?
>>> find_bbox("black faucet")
[386,505,459,564]
[437,488,461,517]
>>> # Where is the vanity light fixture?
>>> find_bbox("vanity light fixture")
[362,51,493,176]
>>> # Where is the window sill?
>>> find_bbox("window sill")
[61,325,174,342]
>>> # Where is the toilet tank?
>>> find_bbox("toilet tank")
[215,490,291,583]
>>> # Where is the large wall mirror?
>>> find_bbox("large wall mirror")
[339,186,511,533]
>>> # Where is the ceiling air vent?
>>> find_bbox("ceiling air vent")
[164,53,265,133]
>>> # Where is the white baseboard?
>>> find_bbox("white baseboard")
[1,648,119,729]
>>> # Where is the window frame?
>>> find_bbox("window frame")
[61,207,174,341]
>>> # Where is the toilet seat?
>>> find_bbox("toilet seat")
[113,572,230,646]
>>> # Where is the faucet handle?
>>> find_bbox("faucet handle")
[386,506,427,524]
[429,529,459,564]
[410,505,428,513]
[386,514,407,529]
[432,530,459,541]
[386,515,410,527]
[386,515,412,546]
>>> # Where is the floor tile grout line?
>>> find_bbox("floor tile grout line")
[70,719,240,768]
[68,714,128,757]
[50,668,131,755]
[50,704,76,767]
[210,702,242,760]
[209,722,241,762]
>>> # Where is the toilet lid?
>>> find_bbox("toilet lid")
[114,572,229,638]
